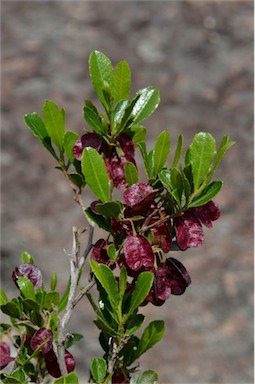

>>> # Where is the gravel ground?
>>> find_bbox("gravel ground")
[1,1,254,383]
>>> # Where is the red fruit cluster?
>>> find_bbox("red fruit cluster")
[73,132,136,188]
[0,343,14,369]
[26,328,75,378]
[90,182,220,306]
[12,263,43,289]
[30,328,53,355]
[174,201,220,250]
[44,349,75,378]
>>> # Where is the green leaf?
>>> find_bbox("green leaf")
[90,260,119,309]
[107,244,117,261]
[82,147,109,202]
[65,333,83,349]
[63,131,79,163]
[86,292,118,336]
[91,357,107,383]
[42,100,65,152]
[54,372,79,384]
[125,162,139,186]
[113,60,131,104]
[125,313,145,336]
[172,134,183,168]
[188,180,223,207]
[138,142,149,177]
[137,370,158,384]
[21,251,34,264]
[131,86,160,125]
[24,113,58,159]
[89,50,114,110]
[0,323,12,332]
[83,104,104,135]
[210,135,235,177]
[136,320,165,359]
[131,370,158,384]
[85,208,113,233]
[158,168,171,189]
[129,125,146,144]
[43,292,60,311]
[50,272,58,291]
[153,130,170,177]
[16,277,36,301]
[1,368,26,384]
[128,272,153,317]
[67,173,85,189]
[22,299,40,313]
[147,149,154,179]
[189,132,216,190]
[119,267,127,301]
[1,299,23,319]
[96,201,122,218]
[0,288,8,305]
[112,99,129,133]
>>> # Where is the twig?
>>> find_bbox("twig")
[56,225,94,376]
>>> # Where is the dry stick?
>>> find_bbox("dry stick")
[56,224,94,376]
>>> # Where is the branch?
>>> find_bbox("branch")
[56,225,94,376]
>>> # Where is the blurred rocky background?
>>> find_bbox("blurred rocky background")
[1,1,253,383]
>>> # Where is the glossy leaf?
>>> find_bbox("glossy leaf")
[136,320,165,359]
[50,272,57,291]
[131,86,160,125]
[125,314,145,336]
[158,168,171,188]
[96,201,122,218]
[113,100,129,133]
[54,372,79,384]
[131,370,158,384]
[128,272,154,316]
[90,260,119,308]
[86,293,118,336]
[21,251,34,264]
[138,142,150,177]
[1,299,22,319]
[1,368,26,384]
[42,100,65,152]
[16,277,36,301]
[113,60,131,104]
[0,288,8,306]
[23,298,40,313]
[125,162,139,186]
[65,333,83,349]
[172,134,183,168]
[24,113,58,159]
[119,267,127,301]
[63,131,79,163]
[210,135,235,177]
[83,104,104,135]
[89,50,114,110]
[67,173,85,189]
[130,125,146,144]
[85,208,113,233]
[91,357,107,384]
[189,132,216,190]
[82,147,109,202]
[43,292,60,311]
[153,130,170,177]
[107,244,117,261]
[188,180,223,208]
